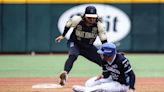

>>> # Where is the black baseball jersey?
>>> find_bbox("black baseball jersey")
[62,15,107,45]
[102,53,133,85]
[62,15,107,74]
[69,20,98,45]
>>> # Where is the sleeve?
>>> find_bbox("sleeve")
[66,15,82,27]
[127,70,136,90]
[97,21,107,43]
[62,27,70,37]
[122,59,132,74]
[62,15,82,37]
[122,58,135,89]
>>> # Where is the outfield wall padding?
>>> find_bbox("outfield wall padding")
[0,4,164,53]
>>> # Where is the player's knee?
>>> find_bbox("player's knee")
[69,55,78,61]
[85,77,98,87]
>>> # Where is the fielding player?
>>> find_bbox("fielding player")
[55,5,107,86]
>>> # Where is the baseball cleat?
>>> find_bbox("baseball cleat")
[59,71,67,86]
[72,85,85,92]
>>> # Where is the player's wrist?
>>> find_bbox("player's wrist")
[61,34,65,37]
[95,75,103,81]
[128,88,134,92]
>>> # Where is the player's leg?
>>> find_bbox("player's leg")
[72,77,102,92]
[72,85,86,92]
[72,84,105,92]
[85,77,102,87]
[85,76,113,87]
[59,41,80,86]
[72,79,122,92]
[86,81,128,92]
[81,45,102,66]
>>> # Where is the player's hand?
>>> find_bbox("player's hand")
[55,35,64,43]
[95,75,103,81]
[127,89,134,92]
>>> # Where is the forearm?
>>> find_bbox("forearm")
[128,70,136,90]
[95,74,103,81]
[62,27,70,37]
[128,89,135,92]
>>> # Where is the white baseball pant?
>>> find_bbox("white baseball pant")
[83,76,129,92]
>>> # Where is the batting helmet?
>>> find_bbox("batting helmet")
[84,6,98,18]
[97,42,117,57]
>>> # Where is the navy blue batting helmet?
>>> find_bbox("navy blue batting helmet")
[85,6,98,18]
[97,42,117,57]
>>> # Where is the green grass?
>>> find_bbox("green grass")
[127,54,164,77]
[0,54,164,78]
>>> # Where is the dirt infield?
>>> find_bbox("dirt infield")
[0,77,164,92]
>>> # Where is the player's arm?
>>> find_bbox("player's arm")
[122,59,136,91]
[55,21,71,43]
[97,21,107,44]
[127,70,136,91]
[55,26,70,43]
[55,15,82,43]
[127,89,135,92]
[95,74,103,81]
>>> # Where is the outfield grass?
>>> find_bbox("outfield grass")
[0,54,164,78]
[127,54,164,77]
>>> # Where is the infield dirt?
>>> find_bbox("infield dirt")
[0,77,164,92]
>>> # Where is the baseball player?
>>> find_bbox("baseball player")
[55,5,107,86]
[72,42,136,92]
